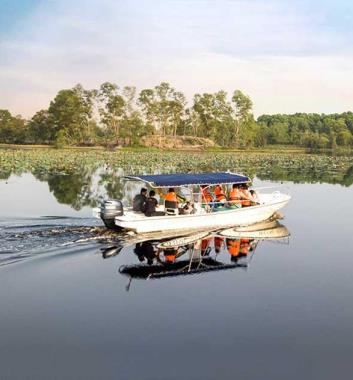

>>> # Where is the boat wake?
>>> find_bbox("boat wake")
[0,217,104,265]
[0,215,291,272]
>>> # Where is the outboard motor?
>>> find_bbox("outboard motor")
[100,200,124,230]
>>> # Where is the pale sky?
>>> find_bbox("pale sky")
[1,0,353,118]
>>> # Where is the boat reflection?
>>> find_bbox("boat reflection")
[104,220,290,290]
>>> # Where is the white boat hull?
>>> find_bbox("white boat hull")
[114,193,291,234]
[220,224,290,239]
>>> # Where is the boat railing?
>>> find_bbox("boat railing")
[191,185,289,197]
[159,185,289,213]
[251,185,291,195]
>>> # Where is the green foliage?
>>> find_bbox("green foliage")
[258,113,353,149]
[192,89,254,147]
[138,82,187,136]
[48,84,95,145]
[0,109,27,143]
[98,82,125,144]
[53,130,69,148]
[27,110,53,143]
[1,84,353,149]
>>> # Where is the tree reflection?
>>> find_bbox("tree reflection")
[99,170,125,199]
[28,163,353,210]
[2,161,353,210]
[34,168,97,210]
[0,170,11,181]
[257,164,353,187]
[47,174,94,210]
[342,165,353,187]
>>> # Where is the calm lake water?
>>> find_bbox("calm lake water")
[1,158,353,380]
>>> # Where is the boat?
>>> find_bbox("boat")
[156,231,211,249]
[220,221,290,240]
[94,172,291,234]
[116,220,290,287]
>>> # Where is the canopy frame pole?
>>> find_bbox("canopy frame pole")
[188,246,196,272]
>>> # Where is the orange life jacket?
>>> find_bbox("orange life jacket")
[214,236,224,252]
[201,238,211,250]
[229,188,241,203]
[215,185,226,201]
[226,239,240,256]
[201,188,213,203]
[240,189,252,206]
[201,238,212,256]
[162,192,178,202]
[240,239,250,255]
[164,248,177,263]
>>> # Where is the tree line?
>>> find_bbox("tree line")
[1,82,353,149]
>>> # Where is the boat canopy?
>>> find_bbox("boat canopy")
[124,172,250,187]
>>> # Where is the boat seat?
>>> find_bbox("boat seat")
[165,200,179,216]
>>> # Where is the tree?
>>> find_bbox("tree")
[168,91,187,136]
[27,110,53,143]
[193,91,233,144]
[266,123,290,144]
[48,84,95,145]
[2,81,353,149]
[257,112,353,148]
[0,109,27,144]
[231,90,253,147]
[192,90,256,147]
[138,88,157,128]
[122,86,137,118]
[138,82,187,136]
[98,82,125,145]
[120,114,152,146]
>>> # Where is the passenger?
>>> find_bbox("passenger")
[214,184,227,203]
[240,184,252,207]
[164,248,178,264]
[201,238,212,256]
[214,236,224,253]
[132,187,147,212]
[201,185,213,203]
[159,188,187,212]
[239,238,252,257]
[181,201,194,214]
[160,187,178,203]
[143,190,165,217]
[226,238,241,262]
[229,184,242,207]
[250,189,259,204]
[134,241,156,265]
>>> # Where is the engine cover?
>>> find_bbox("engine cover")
[100,200,124,230]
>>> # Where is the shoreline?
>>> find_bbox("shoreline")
[1,143,351,155]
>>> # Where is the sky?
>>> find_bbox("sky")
[1,0,353,118]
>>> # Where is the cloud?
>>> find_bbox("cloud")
[0,0,353,117]
[161,52,353,115]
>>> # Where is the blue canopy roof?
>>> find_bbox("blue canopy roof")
[125,172,250,187]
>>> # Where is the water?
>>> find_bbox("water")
[0,165,353,380]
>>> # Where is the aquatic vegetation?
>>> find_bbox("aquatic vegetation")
[0,148,352,181]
